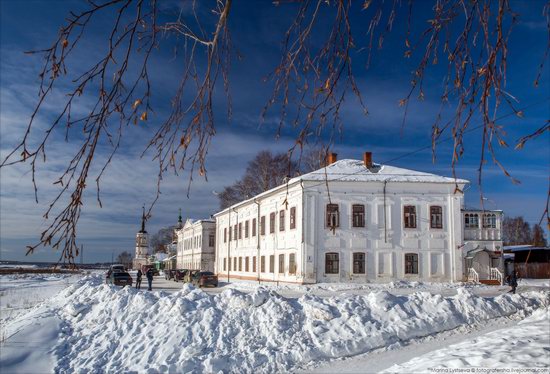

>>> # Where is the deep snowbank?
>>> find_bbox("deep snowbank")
[383,306,550,372]
[1,276,548,373]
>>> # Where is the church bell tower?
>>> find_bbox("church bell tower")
[134,206,149,260]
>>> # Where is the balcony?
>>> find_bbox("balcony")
[464,228,501,241]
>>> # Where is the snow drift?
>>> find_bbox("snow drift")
[1,276,548,373]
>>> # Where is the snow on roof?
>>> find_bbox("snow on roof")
[507,246,550,252]
[290,159,469,184]
[215,159,469,216]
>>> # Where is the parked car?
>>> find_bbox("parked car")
[105,264,126,279]
[184,270,200,283]
[106,271,133,287]
[191,271,218,288]
[174,269,188,282]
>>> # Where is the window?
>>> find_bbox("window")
[260,216,266,235]
[352,204,365,227]
[238,223,242,239]
[234,225,237,240]
[229,228,232,241]
[209,234,215,247]
[465,213,479,229]
[290,207,296,229]
[245,256,249,272]
[228,257,231,271]
[261,256,266,272]
[245,220,249,238]
[483,213,496,228]
[326,204,340,228]
[404,205,417,228]
[223,258,226,271]
[353,253,365,274]
[289,253,296,274]
[252,218,257,236]
[253,256,257,273]
[405,253,419,274]
[238,257,242,271]
[430,206,443,229]
[269,255,275,273]
[224,228,227,243]
[279,210,285,231]
[278,254,285,274]
[325,253,339,274]
[234,257,237,271]
[269,212,276,234]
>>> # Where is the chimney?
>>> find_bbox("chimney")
[327,152,338,165]
[363,152,373,168]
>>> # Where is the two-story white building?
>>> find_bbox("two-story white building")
[213,152,469,284]
[176,219,216,271]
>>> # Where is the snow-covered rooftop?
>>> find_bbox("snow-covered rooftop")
[290,159,469,184]
[215,159,469,216]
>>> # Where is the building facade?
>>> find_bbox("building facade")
[213,153,468,284]
[176,219,216,271]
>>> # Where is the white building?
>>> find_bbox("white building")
[176,218,216,271]
[463,209,504,284]
[213,152,470,284]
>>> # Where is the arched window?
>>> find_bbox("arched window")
[483,213,496,228]
[404,253,419,274]
[465,213,479,228]
[325,252,339,274]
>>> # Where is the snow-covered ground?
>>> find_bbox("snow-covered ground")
[1,273,548,373]
[0,272,83,325]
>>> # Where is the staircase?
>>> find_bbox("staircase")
[479,279,501,286]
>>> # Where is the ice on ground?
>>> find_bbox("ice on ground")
[383,307,550,373]
[1,275,548,373]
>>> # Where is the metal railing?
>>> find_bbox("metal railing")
[490,267,503,285]
[467,268,479,283]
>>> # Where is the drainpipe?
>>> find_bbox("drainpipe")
[233,208,238,277]
[227,209,231,283]
[254,198,261,284]
[383,180,388,243]
[300,180,305,283]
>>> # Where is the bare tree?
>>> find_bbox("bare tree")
[116,251,133,268]
[502,216,533,246]
[219,150,300,209]
[532,224,548,247]
[1,0,548,264]
[150,226,177,252]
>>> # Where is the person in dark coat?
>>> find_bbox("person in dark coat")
[146,268,154,291]
[508,270,519,294]
[135,269,142,289]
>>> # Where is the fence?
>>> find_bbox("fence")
[513,262,550,279]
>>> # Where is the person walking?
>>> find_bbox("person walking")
[135,269,142,289]
[146,267,154,291]
[508,270,518,294]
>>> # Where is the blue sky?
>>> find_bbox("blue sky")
[1,0,548,263]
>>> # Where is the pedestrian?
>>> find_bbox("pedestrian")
[135,269,142,289]
[146,267,154,291]
[508,270,518,294]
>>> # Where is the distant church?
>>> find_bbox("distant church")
[132,207,150,270]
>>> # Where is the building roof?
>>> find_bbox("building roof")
[290,159,469,185]
[504,245,550,252]
[214,159,469,216]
